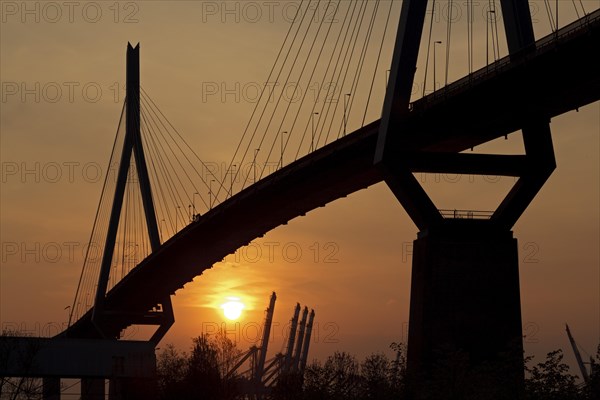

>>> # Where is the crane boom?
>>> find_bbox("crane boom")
[284,303,301,372]
[292,307,309,371]
[255,292,277,385]
[299,309,315,373]
[565,323,590,384]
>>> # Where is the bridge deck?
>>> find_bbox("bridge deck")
[65,11,600,339]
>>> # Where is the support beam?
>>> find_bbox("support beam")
[376,0,428,163]
[379,158,442,230]
[493,122,556,229]
[406,153,528,177]
[500,0,536,55]
[0,337,156,378]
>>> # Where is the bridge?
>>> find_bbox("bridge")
[3,1,599,399]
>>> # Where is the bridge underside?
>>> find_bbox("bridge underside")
[64,11,600,349]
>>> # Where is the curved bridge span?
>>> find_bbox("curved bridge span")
[66,10,600,339]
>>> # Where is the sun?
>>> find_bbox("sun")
[221,297,245,320]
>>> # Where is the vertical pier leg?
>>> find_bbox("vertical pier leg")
[81,378,105,400]
[109,378,157,400]
[406,223,524,399]
[43,377,60,400]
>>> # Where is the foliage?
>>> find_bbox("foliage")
[525,350,580,400]
[0,330,42,400]
[156,335,600,400]
[156,332,240,400]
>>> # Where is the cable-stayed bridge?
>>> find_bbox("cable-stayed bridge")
[3,1,599,399]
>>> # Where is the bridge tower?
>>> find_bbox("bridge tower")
[91,43,174,345]
[376,1,555,398]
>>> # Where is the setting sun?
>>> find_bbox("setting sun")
[221,297,245,320]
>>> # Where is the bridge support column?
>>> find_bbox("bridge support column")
[81,378,105,400]
[42,377,60,400]
[109,378,158,400]
[406,222,524,399]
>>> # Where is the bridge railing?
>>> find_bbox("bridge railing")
[412,8,600,113]
[438,209,494,220]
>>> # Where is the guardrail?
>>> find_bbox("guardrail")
[438,209,494,220]
[411,8,600,112]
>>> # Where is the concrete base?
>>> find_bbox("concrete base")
[81,378,105,400]
[406,223,524,399]
[42,377,60,400]
[109,378,158,400]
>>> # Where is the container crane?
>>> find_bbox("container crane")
[565,323,590,384]
[255,292,277,386]
[292,307,309,371]
[299,309,315,373]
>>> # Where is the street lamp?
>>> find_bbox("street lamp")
[254,149,260,183]
[193,192,200,220]
[343,94,351,136]
[209,179,215,209]
[230,164,237,196]
[280,132,287,169]
[311,112,319,152]
[433,41,442,92]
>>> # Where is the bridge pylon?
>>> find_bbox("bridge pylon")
[91,43,174,344]
[376,1,556,398]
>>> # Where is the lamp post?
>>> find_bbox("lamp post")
[230,164,237,196]
[193,192,200,219]
[209,179,215,209]
[254,149,260,183]
[433,41,442,92]
[343,93,351,136]
[280,132,287,169]
[311,112,319,152]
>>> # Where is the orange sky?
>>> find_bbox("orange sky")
[1,0,598,377]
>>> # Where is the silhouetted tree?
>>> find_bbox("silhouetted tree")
[156,343,188,400]
[0,330,42,399]
[303,351,361,400]
[185,334,222,399]
[525,350,580,400]
[578,344,599,400]
[157,333,240,400]
[389,341,408,397]
[360,352,394,399]
[157,338,600,400]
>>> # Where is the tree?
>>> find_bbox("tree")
[525,349,580,400]
[389,341,407,397]
[581,345,599,400]
[303,351,361,400]
[156,333,241,400]
[360,353,393,399]
[0,330,42,400]
[156,344,187,400]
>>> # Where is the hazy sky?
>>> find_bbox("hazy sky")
[1,0,598,378]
